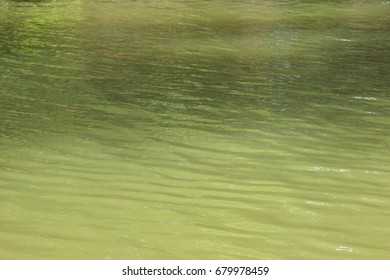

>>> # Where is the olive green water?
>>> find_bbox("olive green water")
[1,0,389,259]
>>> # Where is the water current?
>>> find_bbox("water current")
[0,0,389,259]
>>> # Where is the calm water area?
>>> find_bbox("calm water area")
[0,0,389,259]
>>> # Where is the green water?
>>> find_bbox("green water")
[1,0,389,259]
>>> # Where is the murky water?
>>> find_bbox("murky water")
[1,0,389,259]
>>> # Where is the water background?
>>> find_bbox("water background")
[1,0,389,259]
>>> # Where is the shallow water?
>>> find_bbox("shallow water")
[0,0,389,259]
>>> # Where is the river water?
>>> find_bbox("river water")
[0,0,389,259]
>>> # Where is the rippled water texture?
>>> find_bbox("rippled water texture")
[1,0,390,259]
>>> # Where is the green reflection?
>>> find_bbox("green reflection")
[1,0,390,259]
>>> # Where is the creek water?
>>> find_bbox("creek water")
[0,0,389,259]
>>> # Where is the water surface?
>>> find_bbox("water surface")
[1,0,390,259]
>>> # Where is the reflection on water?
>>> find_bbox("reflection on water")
[1,0,390,259]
